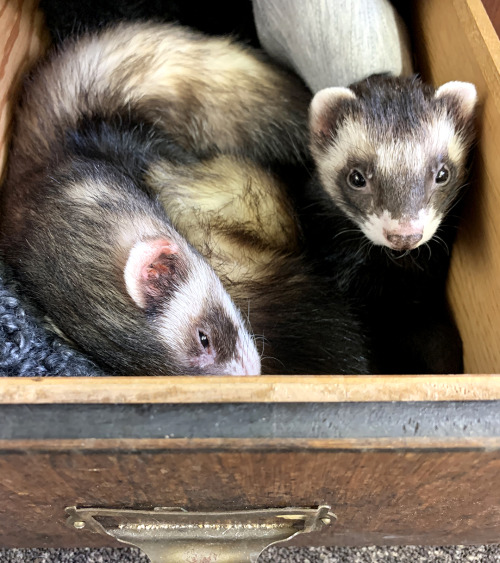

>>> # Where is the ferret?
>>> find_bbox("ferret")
[9,21,310,173]
[303,74,478,374]
[0,23,289,376]
[0,148,261,376]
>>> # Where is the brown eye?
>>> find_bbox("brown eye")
[199,331,210,349]
[435,165,450,185]
[347,169,367,189]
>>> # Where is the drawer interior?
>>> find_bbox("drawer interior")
[0,0,499,374]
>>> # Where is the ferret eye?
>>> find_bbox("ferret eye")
[199,330,210,350]
[435,166,450,185]
[347,169,367,189]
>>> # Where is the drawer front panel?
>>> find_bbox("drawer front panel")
[1,441,500,548]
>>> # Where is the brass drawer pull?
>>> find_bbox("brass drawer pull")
[66,505,336,562]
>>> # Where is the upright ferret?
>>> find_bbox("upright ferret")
[0,22,370,375]
[304,74,477,374]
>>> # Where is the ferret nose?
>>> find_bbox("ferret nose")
[386,233,423,250]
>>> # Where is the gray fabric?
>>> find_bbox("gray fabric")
[0,261,104,376]
[1,545,500,562]
[252,0,414,92]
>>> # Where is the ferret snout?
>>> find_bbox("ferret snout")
[364,212,429,249]
[222,350,261,375]
[232,337,261,375]
[384,231,423,250]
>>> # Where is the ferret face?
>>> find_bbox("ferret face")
[125,238,261,375]
[310,76,477,250]
[158,256,262,375]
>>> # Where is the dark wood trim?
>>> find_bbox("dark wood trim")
[1,445,500,548]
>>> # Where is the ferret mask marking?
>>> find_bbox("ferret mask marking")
[159,256,262,375]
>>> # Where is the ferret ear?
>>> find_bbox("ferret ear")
[435,81,477,120]
[309,87,357,151]
[124,238,180,309]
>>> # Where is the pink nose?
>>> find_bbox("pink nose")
[385,233,423,250]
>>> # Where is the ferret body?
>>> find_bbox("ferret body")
[0,23,294,375]
[8,21,310,176]
[304,74,478,373]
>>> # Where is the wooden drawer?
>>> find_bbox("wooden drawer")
[1,376,500,549]
[0,0,500,552]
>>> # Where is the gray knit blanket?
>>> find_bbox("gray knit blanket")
[0,261,104,376]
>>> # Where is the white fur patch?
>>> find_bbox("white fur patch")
[362,208,442,248]
[375,140,424,179]
[375,116,461,179]
[448,134,466,165]
[428,114,466,165]
[158,254,213,353]
[435,81,478,119]
[317,119,372,198]
[67,178,115,204]
[420,207,443,245]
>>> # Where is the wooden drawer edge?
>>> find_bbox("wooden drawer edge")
[0,375,499,403]
[1,436,500,451]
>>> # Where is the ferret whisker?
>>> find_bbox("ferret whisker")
[425,242,432,260]
[356,238,374,260]
[329,228,364,243]
[242,299,254,334]
[444,182,470,215]
[382,246,395,263]
[261,355,286,368]
[252,334,269,360]
[433,235,450,255]
[392,249,411,260]
[408,249,425,270]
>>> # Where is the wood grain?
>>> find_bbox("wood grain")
[0,0,48,181]
[413,0,500,374]
[1,375,500,403]
[1,439,499,548]
[0,0,500,551]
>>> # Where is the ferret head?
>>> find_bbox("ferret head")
[309,75,477,250]
[124,237,261,375]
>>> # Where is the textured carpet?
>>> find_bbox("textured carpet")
[1,546,500,562]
